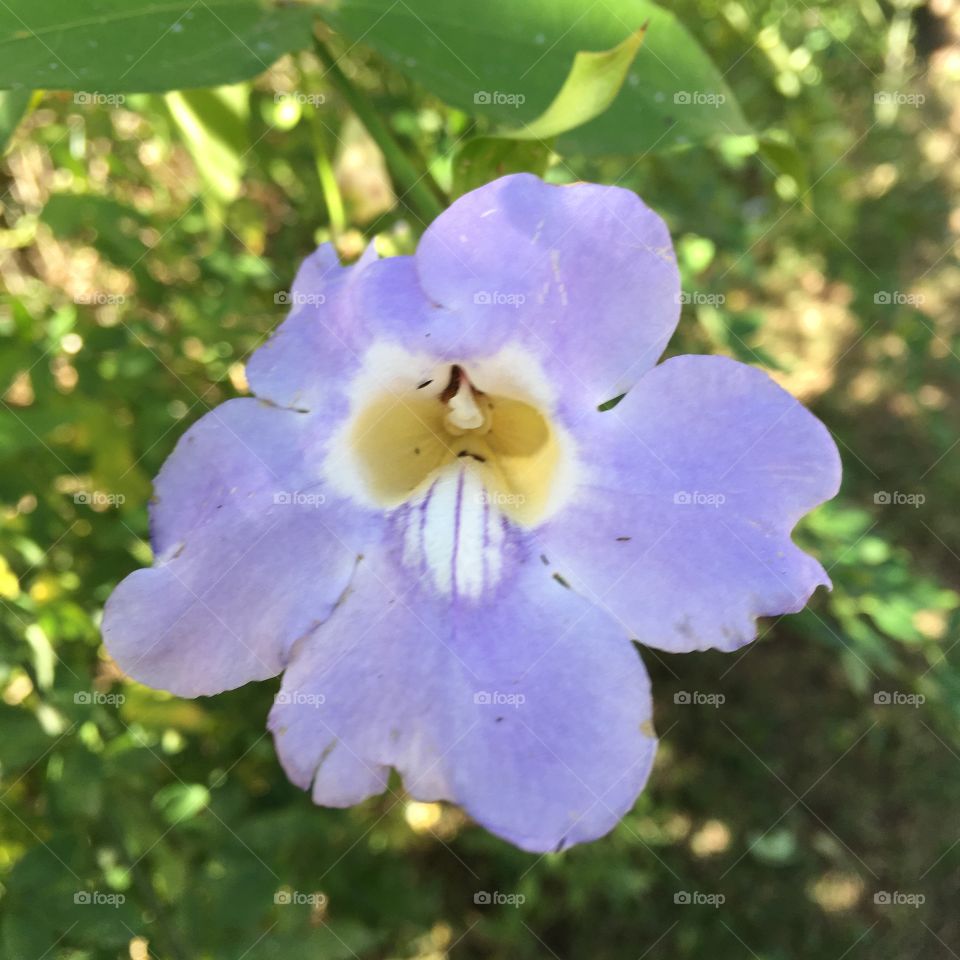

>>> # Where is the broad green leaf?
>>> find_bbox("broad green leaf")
[508,27,645,140]
[318,0,751,154]
[165,85,250,204]
[452,138,550,197]
[0,88,32,153]
[0,0,314,93]
[450,29,643,195]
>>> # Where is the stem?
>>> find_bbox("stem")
[308,118,346,234]
[313,38,446,226]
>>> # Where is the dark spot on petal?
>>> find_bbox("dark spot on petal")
[414,447,420,455]
[540,554,549,565]
[616,536,631,541]
[553,572,571,589]
[417,379,433,389]
[597,393,626,412]
[495,716,503,723]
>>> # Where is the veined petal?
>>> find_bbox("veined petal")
[415,173,680,408]
[537,355,841,653]
[269,552,656,853]
[246,175,680,425]
[103,399,377,697]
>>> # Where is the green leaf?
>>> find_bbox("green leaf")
[0,88,32,153]
[1,837,140,956]
[508,27,645,140]
[450,26,642,191]
[319,0,751,154]
[452,138,550,197]
[153,783,211,824]
[165,85,250,204]
[0,0,315,93]
[0,704,51,773]
[25,623,56,690]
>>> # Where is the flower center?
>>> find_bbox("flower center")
[440,364,491,435]
[325,344,579,600]
[345,361,560,527]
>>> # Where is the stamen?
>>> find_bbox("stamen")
[442,365,490,435]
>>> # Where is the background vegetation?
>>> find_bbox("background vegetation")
[1,0,958,956]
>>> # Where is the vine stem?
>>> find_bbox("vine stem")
[312,38,447,226]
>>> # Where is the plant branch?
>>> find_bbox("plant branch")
[313,38,447,226]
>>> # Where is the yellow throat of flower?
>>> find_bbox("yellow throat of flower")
[348,363,561,526]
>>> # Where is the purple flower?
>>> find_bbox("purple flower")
[102,174,840,852]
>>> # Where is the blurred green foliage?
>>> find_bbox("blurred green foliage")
[1,0,959,957]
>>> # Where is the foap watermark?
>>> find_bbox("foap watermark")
[674,491,726,508]
[674,691,725,708]
[74,690,125,706]
[474,690,525,708]
[474,890,525,907]
[273,491,326,508]
[74,491,125,507]
[874,691,925,708]
[74,891,125,907]
[874,91,925,107]
[74,292,126,305]
[275,690,326,707]
[873,291,924,306]
[674,891,725,907]
[274,889,328,906]
[474,90,526,107]
[274,291,326,306]
[274,91,326,107]
[477,491,526,507]
[873,491,924,508]
[473,290,526,307]
[674,91,726,107]
[74,91,126,107]
[677,291,726,306]
[874,890,925,908]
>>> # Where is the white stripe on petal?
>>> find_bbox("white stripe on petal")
[401,463,506,600]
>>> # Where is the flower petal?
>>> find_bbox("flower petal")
[537,355,841,653]
[415,173,680,407]
[103,399,375,697]
[245,243,380,412]
[269,552,656,852]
